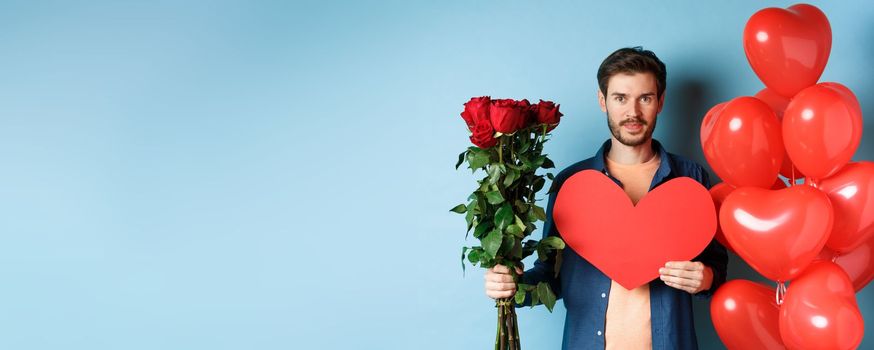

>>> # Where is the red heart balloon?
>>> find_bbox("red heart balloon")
[783,83,863,181]
[720,185,833,281]
[700,101,727,146]
[818,236,874,292]
[783,82,863,181]
[743,4,831,98]
[754,88,805,180]
[712,180,788,255]
[701,96,783,188]
[711,182,736,254]
[711,280,786,350]
[779,261,864,350]
[819,162,874,253]
[553,170,716,290]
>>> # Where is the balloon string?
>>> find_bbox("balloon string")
[790,166,796,187]
[775,281,786,306]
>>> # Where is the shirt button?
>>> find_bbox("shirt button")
[601,292,606,298]
[597,330,602,336]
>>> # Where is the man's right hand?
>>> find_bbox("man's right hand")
[484,264,523,299]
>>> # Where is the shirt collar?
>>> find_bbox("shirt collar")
[593,138,675,189]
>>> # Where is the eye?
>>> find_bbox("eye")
[614,96,625,103]
[641,96,652,103]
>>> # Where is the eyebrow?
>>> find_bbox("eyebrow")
[610,92,657,98]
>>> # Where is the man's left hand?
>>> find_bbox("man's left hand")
[659,261,713,294]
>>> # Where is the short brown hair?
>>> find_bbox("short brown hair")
[597,47,667,97]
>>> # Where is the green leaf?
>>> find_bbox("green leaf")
[456,151,467,170]
[503,168,519,187]
[461,247,469,275]
[532,205,547,221]
[511,238,522,259]
[468,248,483,265]
[514,215,526,232]
[506,163,524,171]
[519,154,533,171]
[482,229,503,258]
[465,209,475,235]
[467,199,478,214]
[485,191,504,205]
[505,224,522,237]
[499,235,515,256]
[521,240,538,259]
[541,157,555,169]
[493,203,513,230]
[536,245,548,262]
[449,203,467,214]
[487,164,505,185]
[478,181,490,192]
[532,176,546,193]
[530,287,540,307]
[518,137,531,153]
[514,200,529,214]
[531,155,546,169]
[540,236,566,250]
[547,173,555,180]
[477,191,489,210]
[468,149,490,170]
[514,289,527,305]
[537,282,557,312]
[473,221,492,239]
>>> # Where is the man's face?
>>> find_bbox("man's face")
[598,72,664,147]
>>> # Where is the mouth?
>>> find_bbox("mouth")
[621,120,645,133]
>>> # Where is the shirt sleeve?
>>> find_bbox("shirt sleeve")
[693,167,729,299]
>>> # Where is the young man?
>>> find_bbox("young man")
[484,47,728,350]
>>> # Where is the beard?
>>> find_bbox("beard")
[607,113,657,147]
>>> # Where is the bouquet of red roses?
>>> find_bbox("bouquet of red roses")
[451,96,566,350]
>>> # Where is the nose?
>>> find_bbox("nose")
[627,101,642,118]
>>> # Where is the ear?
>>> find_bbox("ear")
[657,92,665,114]
[598,89,607,113]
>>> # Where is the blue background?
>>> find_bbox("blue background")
[0,1,871,349]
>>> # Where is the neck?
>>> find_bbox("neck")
[606,138,656,165]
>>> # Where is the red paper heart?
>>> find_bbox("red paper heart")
[743,4,831,98]
[553,170,716,290]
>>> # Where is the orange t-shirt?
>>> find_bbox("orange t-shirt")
[604,154,661,350]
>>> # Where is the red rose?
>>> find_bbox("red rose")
[469,119,498,148]
[517,99,534,128]
[461,96,491,131]
[490,99,527,134]
[535,99,562,125]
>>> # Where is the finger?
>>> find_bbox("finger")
[659,267,702,280]
[493,265,510,274]
[659,274,701,289]
[486,289,516,299]
[663,280,694,293]
[485,272,515,283]
[664,261,703,271]
[485,281,516,292]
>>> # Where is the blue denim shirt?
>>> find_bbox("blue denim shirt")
[519,139,728,350]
